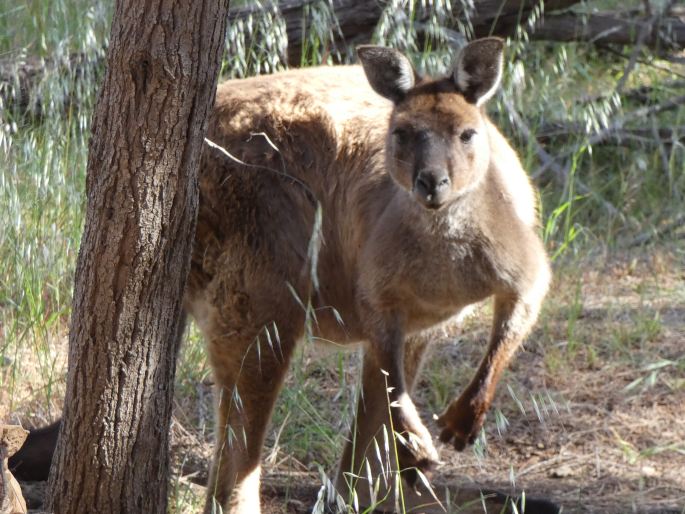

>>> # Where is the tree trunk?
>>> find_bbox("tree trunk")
[45,1,229,513]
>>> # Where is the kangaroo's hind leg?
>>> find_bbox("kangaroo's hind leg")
[201,307,302,514]
[336,333,435,509]
[403,332,433,391]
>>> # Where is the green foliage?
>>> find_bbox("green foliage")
[0,0,107,420]
[0,0,110,57]
[222,1,288,78]
[2,1,684,511]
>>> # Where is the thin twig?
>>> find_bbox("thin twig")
[203,137,318,204]
[533,95,685,176]
[536,125,685,146]
[614,3,658,94]
[650,115,672,178]
[626,213,685,247]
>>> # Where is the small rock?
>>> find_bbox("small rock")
[548,464,574,479]
[1,425,29,514]
[641,465,659,478]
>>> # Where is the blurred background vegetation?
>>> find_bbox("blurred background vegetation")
[1,0,683,512]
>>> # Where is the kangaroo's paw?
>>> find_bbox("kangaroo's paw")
[391,394,439,487]
[436,394,487,451]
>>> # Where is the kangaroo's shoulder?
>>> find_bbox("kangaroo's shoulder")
[484,118,538,228]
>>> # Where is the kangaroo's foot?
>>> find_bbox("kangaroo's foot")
[436,391,486,451]
[392,393,439,486]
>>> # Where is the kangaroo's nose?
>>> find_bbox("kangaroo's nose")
[414,169,450,202]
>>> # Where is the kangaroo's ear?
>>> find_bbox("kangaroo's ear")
[357,45,417,103]
[453,37,504,106]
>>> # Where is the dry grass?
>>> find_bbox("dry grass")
[155,247,685,513]
[6,248,684,514]
[2,1,685,513]
[428,248,685,513]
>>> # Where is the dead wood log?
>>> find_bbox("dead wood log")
[522,11,685,49]
[229,0,583,62]
[0,51,102,119]
[534,94,685,154]
[3,0,685,119]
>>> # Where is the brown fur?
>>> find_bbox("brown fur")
[186,40,550,513]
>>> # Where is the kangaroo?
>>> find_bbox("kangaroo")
[186,37,551,513]
[10,38,553,513]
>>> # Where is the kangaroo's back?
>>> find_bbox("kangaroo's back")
[186,65,395,338]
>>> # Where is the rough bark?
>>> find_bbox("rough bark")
[45,1,229,513]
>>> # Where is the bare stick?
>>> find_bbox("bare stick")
[627,213,685,247]
[534,95,685,174]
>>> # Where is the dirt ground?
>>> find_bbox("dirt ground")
[15,248,685,513]
[422,250,685,513]
[163,247,685,513]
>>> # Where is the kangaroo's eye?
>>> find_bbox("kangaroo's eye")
[460,129,476,143]
[392,127,410,141]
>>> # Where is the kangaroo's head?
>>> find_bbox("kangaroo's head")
[357,38,504,210]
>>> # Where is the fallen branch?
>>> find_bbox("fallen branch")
[501,97,625,221]
[627,213,685,247]
[573,79,685,106]
[518,11,685,49]
[536,124,685,147]
[533,94,685,165]
[584,94,685,145]
[614,5,661,94]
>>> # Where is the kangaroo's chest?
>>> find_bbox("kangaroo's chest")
[361,217,499,333]
[405,237,496,326]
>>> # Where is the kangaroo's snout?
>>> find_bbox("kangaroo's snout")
[414,169,451,209]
